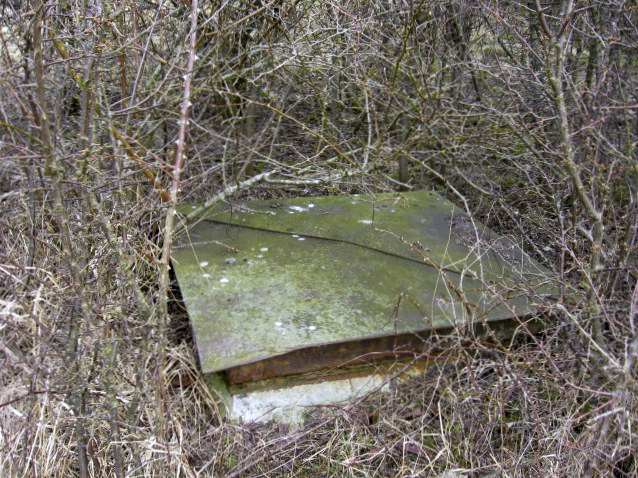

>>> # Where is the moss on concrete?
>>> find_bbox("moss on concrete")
[172,191,555,375]
[204,372,232,417]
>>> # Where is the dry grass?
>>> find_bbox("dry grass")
[1,0,636,475]
[1,167,635,476]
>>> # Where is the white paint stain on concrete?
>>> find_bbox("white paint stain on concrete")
[289,206,308,212]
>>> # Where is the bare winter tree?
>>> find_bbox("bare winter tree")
[0,0,636,475]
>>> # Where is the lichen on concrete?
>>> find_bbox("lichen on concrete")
[172,191,554,376]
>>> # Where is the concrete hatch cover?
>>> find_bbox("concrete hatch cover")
[173,191,554,389]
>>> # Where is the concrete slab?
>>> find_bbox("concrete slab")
[230,374,387,425]
[173,191,555,421]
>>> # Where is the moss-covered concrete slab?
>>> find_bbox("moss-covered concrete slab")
[173,191,554,376]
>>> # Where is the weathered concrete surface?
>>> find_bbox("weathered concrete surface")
[173,192,554,377]
[230,374,387,425]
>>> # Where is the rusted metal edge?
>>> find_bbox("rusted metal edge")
[224,315,543,384]
[228,359,432,395]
